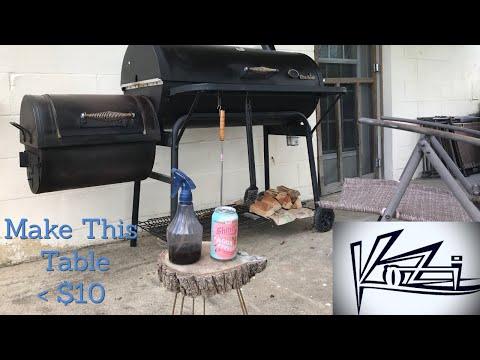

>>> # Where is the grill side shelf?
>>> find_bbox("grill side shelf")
[169,83,347,96]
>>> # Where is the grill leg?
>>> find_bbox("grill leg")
[170,152,179,218]
[131,180,141,247]
[171,119,183,218]
[263,126,270,191]
[304,122,321,207]
[170,95,201,217]
[244,98,258,206]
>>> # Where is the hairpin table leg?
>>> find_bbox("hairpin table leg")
[239,288,248,315]
[236,288,248,315]
[203,296,206,315]
[192,297,195,315]
[171,292,178,315]
[180,295,185,315]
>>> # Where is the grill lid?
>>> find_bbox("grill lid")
[121,45,323,88]
[19,94,161,149]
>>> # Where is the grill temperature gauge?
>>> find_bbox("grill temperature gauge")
[288,69,300,79]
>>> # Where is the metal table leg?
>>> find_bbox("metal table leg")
[171,292,178,315]
[172,293,244,315]
[180,295,185,315]
[172,294,199,315]
[236,288,248,315]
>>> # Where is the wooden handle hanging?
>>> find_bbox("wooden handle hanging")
[219,110,226,141]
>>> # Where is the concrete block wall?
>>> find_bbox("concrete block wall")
[382,45,480,180]
[0,45,317,264]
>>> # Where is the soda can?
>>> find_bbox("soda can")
[211,206,238,261]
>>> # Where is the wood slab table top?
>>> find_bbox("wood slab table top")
[157,242,267,297]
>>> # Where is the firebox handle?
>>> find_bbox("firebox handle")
[80,111,136,121]
[10,122,31,143]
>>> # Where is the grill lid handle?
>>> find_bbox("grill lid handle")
[242,66,280,79]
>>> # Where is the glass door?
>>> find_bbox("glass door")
[314,45,382,195]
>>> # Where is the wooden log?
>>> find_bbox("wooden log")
[275,192,293,210]
[276,186,301,203]
[157,242,267,298]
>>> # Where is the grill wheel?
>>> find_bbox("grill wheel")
[314,208,335,233]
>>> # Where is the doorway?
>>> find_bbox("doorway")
[314,45,383,195]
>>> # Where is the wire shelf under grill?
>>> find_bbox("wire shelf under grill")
[138,204,274,241]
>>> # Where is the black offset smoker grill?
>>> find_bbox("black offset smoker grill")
[13,45,346,246]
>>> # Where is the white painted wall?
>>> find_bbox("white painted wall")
[382,45,480,180]
[0,45,317,262]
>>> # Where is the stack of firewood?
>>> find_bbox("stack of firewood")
[249,186,313,225]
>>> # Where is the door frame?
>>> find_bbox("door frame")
[314,45,384,195]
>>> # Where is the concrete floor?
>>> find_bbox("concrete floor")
[0,207,376,315]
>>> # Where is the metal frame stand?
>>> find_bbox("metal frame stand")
[380,135,480,222]
[129,90,339,246]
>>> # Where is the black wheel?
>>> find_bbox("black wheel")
[314,208,335,233]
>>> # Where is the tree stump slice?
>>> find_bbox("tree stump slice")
[157,242,267,298]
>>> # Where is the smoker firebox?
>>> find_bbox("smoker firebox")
[16,94,161,194]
